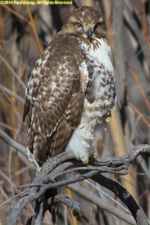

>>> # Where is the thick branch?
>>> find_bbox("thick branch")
[68,183,136,225]
[91,174,148,225]
[5,140,150,225]
[0,127,30,166]
[0,127,27,157]
[92,144,150,166]
[26,194,80,225]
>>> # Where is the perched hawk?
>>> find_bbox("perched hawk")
[23,6,116,169]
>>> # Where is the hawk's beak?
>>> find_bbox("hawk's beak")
[86,24,93,41]
[86,28,92,41]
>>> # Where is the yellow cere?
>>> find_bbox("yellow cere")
[86,24,92,31]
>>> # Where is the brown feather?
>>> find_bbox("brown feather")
[23,6,116,166]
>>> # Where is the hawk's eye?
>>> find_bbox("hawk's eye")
[94,22,101,31]
[75,22,82,29]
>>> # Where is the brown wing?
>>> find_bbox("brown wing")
[23,35,85,165]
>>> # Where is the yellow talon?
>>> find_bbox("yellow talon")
[81,151,93,164]
[89,151,93,156]
[82,158,89,164]
[105,111,111,123]
[105,115,111,123]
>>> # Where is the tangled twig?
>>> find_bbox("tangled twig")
[5,144,150,225]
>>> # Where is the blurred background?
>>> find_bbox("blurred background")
[0,0,150,224]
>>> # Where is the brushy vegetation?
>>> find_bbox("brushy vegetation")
[0,1,150,224]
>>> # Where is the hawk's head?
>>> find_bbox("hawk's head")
[61,6,107,41]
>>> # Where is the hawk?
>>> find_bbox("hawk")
[23,6,116,169]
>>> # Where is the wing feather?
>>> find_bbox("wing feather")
[23,35,85,164]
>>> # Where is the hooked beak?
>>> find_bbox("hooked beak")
[85,24,93,41]
[86,28,92,41]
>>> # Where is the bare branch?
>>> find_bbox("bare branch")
[0,54,26,90]
[26,194,80,225]
[68,183,136,225]
[7,144,150,225]
[91,173,149,225]
[93,144,150,166]
[0,127,31,167]
[0,84,25,104]
[112,0,126,106]
[1,126,149,224]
